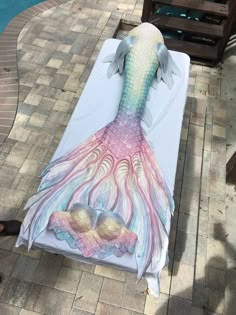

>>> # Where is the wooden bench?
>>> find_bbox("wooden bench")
[141,0,236,64]
[227,152,236,185]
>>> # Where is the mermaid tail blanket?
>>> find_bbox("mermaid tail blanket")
[16,23,190,295]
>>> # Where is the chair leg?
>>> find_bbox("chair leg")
[141,0,153,22]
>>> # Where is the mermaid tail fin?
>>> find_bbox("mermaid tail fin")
[156,42,181,89]
[22,119,174,280]
[103,36,136,78]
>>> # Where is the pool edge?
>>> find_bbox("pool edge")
[0,0,69,147]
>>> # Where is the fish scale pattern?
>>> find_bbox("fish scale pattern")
[20,23,176,290]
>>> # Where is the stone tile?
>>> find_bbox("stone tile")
[55,90,75,102]
[179,190,199,216]
[55,266,82,294]
[182,175,201,193]
[21,73,40,88]
[184,154,202,177]
[207,240,225,269]
[196,76,210,85]
[225,287,236,315]
[0,188,26,208]
[177,213,198,235]
[96,302,143,315]
[11,174,35,192]
[208,216,225,242]
[197,235,208,257]
[168,296,192,315]
[188,124,204,141]
[122,274,146,313]
[0,303,21,315]
[207,289,224,314]
[96,302,120,315]
[34,287,74,315]
[50,73,69,89]
[209,182,226,200]
[47,58,63,69]
[37,96,55,113]
[19,86,32,103]
[12,245,42,259]
[28,112,47,128]
[28,132,54,147]
[170,261,194,300]
[94,265,126,282]
[74,272,103,313]
[22,283,42,311]
[70,309,92,315]
[32,252,63,287]
[204,124,212,152]
[9,127,31,143]
[174,231,196,265]
[195,82,208,92]
[207,267,225,291]
[36,74,53,85]
[27,145,48,162]
[12,256,39,282]
[186,138,204,156]
[19,310,42,315]
[0,206,18,220]
[0,235,17,251]
[195,255,206,286]
[0,163,19,188]
[144,293,168,315]
[160,267,171,295]
[198,213,208,237]
[63,257,95,273]
[14,113,30,127]
[37,66,57,76]
[19,159,41,176]
[57,44,71,53]
[0,139,16,154]
[33,38,48,47]
[1,278,40,308]
[99,278,125,306]
[6,142,32,167]
[190,307,205,315]
[192,283,207,309]
[34,85,56,99]
[74,64,86,74]
[213,125,226,139]
[64,72,81,92]
[0,249,19,294]
[53,100,71,112]
[209,198,225,217]
[24,93,42,106]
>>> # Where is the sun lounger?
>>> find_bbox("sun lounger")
[16,38,190,295]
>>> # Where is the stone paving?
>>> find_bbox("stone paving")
[221,31,236,315]
[0,0,69,146]
[0,0,232,314]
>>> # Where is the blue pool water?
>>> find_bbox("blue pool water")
[0,0,45,33]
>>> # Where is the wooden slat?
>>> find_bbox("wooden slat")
[164,37,218,60]
[149,14,224,38]
[153,0,229,17]
[227,152,236,185]
[142,0,154,22]
[216,10,236,62]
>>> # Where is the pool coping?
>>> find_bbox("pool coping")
[0,0,69,147]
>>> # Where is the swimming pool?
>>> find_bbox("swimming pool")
[0,0,45,33]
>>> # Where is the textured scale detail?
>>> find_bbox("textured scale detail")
[20,23,179,292]
[48,204,138,257]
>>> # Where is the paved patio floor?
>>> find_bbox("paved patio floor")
[0,0,234,314]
